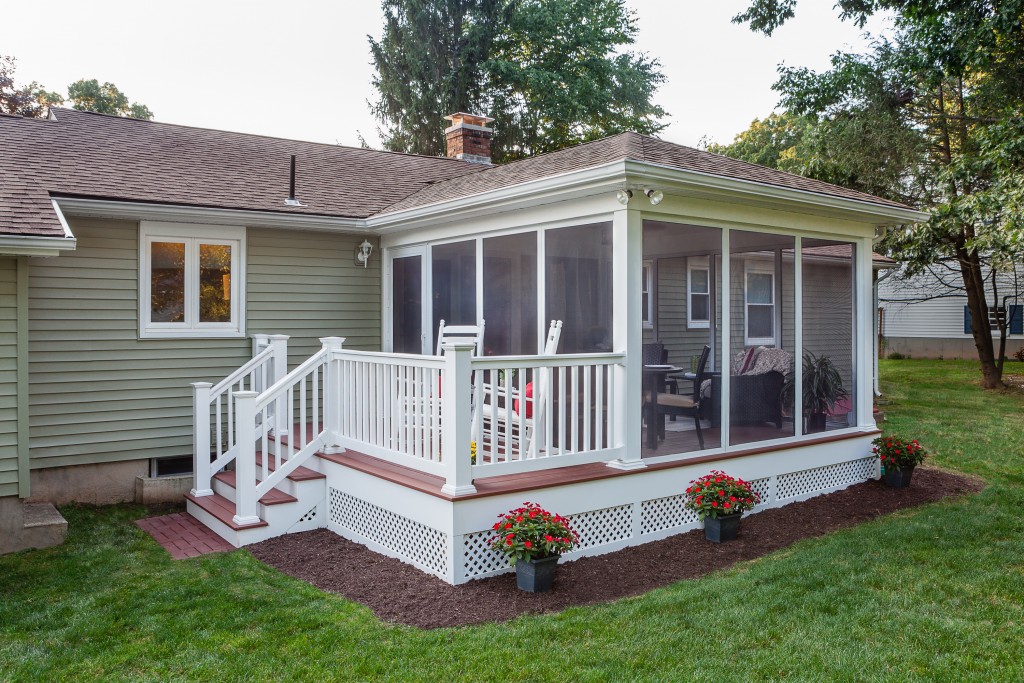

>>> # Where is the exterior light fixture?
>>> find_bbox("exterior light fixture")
[355,239,373,268]
[644,188,664,205]
[616,189,633,205]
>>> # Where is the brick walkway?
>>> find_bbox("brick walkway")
[136,512,234,559]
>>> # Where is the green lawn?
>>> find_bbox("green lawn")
[2,360,1023,682]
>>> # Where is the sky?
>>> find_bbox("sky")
[5,1,891,150]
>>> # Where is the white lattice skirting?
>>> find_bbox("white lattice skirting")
[324,454,878,584]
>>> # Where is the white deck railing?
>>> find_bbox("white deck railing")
[193,338,628,508]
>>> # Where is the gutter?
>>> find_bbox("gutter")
[0,199,77,257]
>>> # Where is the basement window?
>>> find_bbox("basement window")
[151,456,193,478]
[139,222,246,339]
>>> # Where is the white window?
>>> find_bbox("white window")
[687,257,710,328]
[745,261,775,345]
[642,260,654,328]
[139,222,245,339]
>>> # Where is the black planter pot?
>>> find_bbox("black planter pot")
[704,513,742,543]
[806,413,827,433]
[515,554,560,592]
[883,464,915,488]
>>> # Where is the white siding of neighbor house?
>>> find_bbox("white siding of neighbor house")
[879,266,1024,339]
[28,218,380,471]
[0,260,19,497]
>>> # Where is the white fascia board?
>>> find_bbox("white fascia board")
[53,197,368,233]
[0,234,77,257]
[367,161,629,234]
[625,160,930,225]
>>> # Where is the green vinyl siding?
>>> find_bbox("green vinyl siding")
[0,260,18,496]
[28,218,381,471]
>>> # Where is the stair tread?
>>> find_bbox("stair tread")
[254,452,325,481]
[212,471,299,505]
[185,492,268,530]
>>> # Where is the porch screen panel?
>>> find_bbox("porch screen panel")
[483,232,537,355]
[431,240,477,351]
[545,222,612,353]
[728,231,795,447]
[640,220,722,456]
[801,239,856,433]
[392,254,423,354]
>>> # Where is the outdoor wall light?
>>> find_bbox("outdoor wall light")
[355,239,373,268]
[616,189,634,205]
[644,188,664,205]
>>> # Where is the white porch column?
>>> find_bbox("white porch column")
[190,381,214,497]
[607,207,646,470]
[232,390,261,525]
[857,237,875,427]
[269,334,290,438]
[440,341,477,495]
[319,336,347,454]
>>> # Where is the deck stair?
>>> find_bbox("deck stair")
[185,443,328,547]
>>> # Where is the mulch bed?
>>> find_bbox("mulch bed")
[248,467,982,629]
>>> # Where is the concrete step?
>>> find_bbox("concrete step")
[0,501,68,555]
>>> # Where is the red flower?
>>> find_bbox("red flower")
[516,516,524,522]
[545,535,553,542]
[504,522,512,530]
[493,522,500,530]
[524,541,532,549]
[718,490,725,496]
[711,501,718,507]
[730,496,737,502]
[724,502,731,508]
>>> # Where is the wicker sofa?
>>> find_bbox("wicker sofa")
[706,347,792,429]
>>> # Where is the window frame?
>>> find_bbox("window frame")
[139,222,246,339]
[744,259,775,346]
[641,260,654,329]
[687,256,710,329]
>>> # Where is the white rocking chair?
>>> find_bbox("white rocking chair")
[435,319,485,356]
[478,320,563,459]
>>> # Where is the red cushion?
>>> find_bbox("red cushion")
[738,347,761,374]
[513,382,534,418]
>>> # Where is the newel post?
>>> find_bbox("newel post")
[232,390,261,525]
[441,342,477,496]
[269,334,290,438]
[319,336,346,454]
[190,382,214,497]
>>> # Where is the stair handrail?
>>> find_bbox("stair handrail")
[191,334,288,498]
[233,337,344,523]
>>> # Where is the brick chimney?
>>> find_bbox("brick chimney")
[444,112,494,164]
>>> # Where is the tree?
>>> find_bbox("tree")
[369,0,506,156]
[0,55,63,118]
[66,79,153,119]
[368,0,667,161]
[728,0,1024,388]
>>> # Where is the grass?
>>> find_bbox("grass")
[2,359,1024,681]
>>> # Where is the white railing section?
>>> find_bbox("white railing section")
[233,341,337,524]
[190,334,288,498]
[330,349,448,477]
[471,352,626,476]
[192,336,627,515]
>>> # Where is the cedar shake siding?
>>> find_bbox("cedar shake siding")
[28,218,380,472]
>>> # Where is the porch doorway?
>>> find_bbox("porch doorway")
[389,247,429,354]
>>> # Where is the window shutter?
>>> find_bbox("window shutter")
[964,305,972,334]
[1010,305,1023,335]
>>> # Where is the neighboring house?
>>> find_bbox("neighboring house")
[1,108,925,578]
[879,264,1024,359]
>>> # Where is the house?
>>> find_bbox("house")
[879,264,1024,359]
[0,108,926,578]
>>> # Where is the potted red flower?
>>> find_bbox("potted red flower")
[489,502,578,592]
[873,436,927,488]
[684,470,760,542]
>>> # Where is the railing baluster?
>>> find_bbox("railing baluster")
[557,366,566,456]
[583,365,592,453]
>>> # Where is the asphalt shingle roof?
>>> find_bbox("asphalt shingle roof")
[1,109,913,239]
[0,108,484,237]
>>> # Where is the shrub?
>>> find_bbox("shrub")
[489,502,578,563]
[1014,347,1024,362]
[887,351,907,360]
[872,435,928,472]
[684,470,760,520]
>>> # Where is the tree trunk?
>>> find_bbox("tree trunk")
[958,248,1003,388]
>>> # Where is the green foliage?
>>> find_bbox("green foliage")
[67,79,154,119]
[872,435,928,472]
[683,470,760,520]
[368,0,667,161]
[781,351,849,416]
[488,501,578,563]
[0,55,63,117]
[729,1,1024,387]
